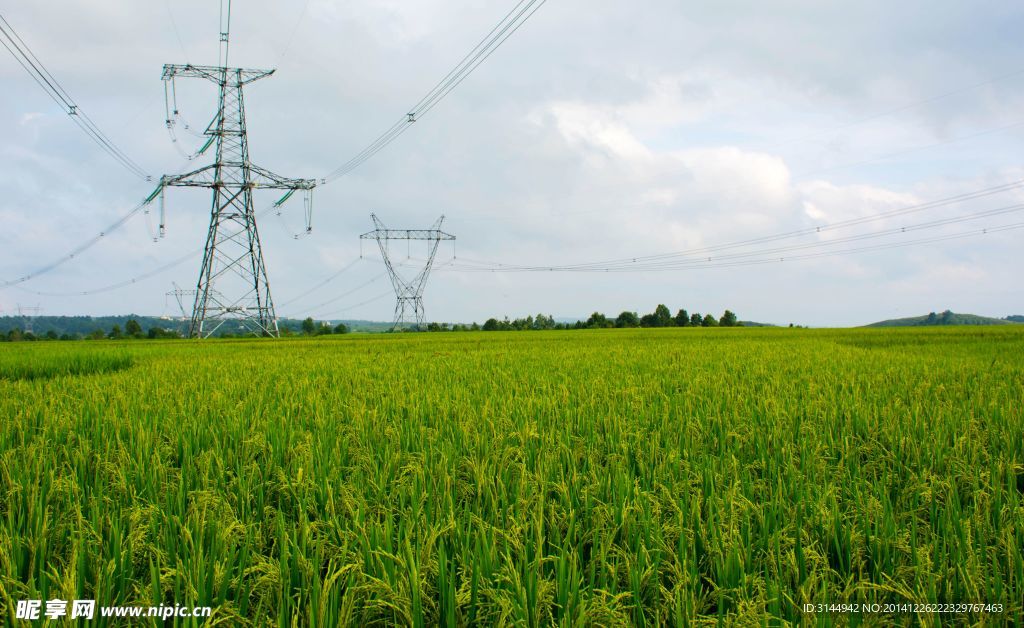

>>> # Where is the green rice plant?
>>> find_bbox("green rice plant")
[0,345,132,381]
[0,327,1021,625]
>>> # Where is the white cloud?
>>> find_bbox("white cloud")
[798,181,919,224]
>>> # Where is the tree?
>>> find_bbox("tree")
[585,312,612,328]
[615,311,640,328]
[301,317,316,335]
[45,330,59,340]
[702,313,718,327]
[675,309,689,326]
[147,327,181,339]
[334,323,349,334]
[940,310,954,325]
[719,310,738,327]
[108,325,123,339]
[534,313,555,330]
[640,304,673,327]
[483,318,500,331]
[690,312,702,327]
[926,312,938,325]
[88,329,105,340]
[654,304,673,327]
[125,319,143,337]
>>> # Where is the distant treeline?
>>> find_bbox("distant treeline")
[2,318,192,342]
[0,315,384,341]
[1,306,740,341]
[414,306,740,332]
[0,316,351,342]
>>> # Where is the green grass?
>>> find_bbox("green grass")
[1,327,1022,625]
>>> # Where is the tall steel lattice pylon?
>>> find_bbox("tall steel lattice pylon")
[156,1,316,338]
[360,214,455,330]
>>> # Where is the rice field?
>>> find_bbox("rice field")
[1,327,1022,625]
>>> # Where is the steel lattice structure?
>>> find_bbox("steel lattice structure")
[16,304,42,335]
[360,214,455,330]
[155,5,316,338]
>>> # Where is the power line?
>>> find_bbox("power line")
[276,257,363,308]
[311,290,396,321]
[321,0,548,183]
[1,197,152,288]
[162,0,190,63]
[441,222,1024,274]
[458,121,1024,227]
[448,179,1024,271]
[0,152,206,288]
[0,13,152,181]
[276,0,312,62]
[293,273,388,319]
[565,202,1024,271]
[12,248,198,297]
[11,177,1021,296]
[9,202,279,297]
[454,67,1024,226]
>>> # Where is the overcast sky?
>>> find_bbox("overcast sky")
[2,0,1023,326]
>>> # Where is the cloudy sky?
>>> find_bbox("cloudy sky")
[2,0,1023,326]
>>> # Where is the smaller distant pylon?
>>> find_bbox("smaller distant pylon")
[360,214,455,330]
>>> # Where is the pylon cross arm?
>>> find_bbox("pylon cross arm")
[161,165,316,191]
[162,166,219,188]
[247,165,317,190]
[358,229,455,241]
[162,63,274,85]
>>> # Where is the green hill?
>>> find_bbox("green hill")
[865,311,1018,328]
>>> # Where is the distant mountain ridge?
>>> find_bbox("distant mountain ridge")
[865,311,1022,328]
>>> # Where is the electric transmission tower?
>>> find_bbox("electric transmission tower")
[165,283,195,321]
[155,1,316,338]
[360,214,455,330]
[165,282,223,322]
[17,304,42,334]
